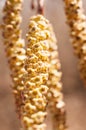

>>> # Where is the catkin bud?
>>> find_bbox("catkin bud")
[21,15,50,130]
[47,24,66,130]
[64,0,86,84]
[2,0,26,118]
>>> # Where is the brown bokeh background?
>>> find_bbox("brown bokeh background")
[0,0,86,130]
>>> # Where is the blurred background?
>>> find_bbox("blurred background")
[0,0,86,130]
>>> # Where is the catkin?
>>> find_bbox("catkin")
[64,0,86,83]
[47,25,66,130]
[2,0,26,118]
[21,15,50,130]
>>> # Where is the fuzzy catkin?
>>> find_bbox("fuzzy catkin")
[2,0,26,118]
[21,15,50,130]
[64,0,86,83]
[47,25,66,130]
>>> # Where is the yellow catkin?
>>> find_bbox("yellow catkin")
[64,0,86,83]
[21,15,50,130]
[2,0,26,118]
[47,25,66,130]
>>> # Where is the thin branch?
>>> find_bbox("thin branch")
[31,0,45,15]
[31,0,35,10]
[37,0,45,15]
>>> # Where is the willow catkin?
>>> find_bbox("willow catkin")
[64,0,86,83]
[21,15,50,130]
[2,0,26,118]
[47,25,66,130]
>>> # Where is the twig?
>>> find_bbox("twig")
[31,0,35,9]
[37,0,44,15]
[31,0,45,15]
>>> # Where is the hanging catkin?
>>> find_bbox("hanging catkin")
[47,24,66,130]
[21,15,50,130]
[64,0,86,83]
[2,0,26,118]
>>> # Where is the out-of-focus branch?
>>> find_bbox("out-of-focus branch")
[31,0,45,15]
[31,0,35,9]
[37,0,44,15]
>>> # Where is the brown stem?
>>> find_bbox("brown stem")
[37,0,44,15]
[31,0,35,9]
[31,0,45,15]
